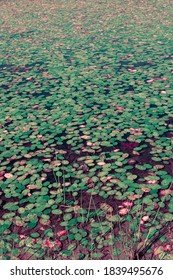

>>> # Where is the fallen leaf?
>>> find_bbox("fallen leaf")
[4,173,13,178]
[118,208,129,215]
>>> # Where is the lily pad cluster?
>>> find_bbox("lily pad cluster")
[0,0,173,260]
